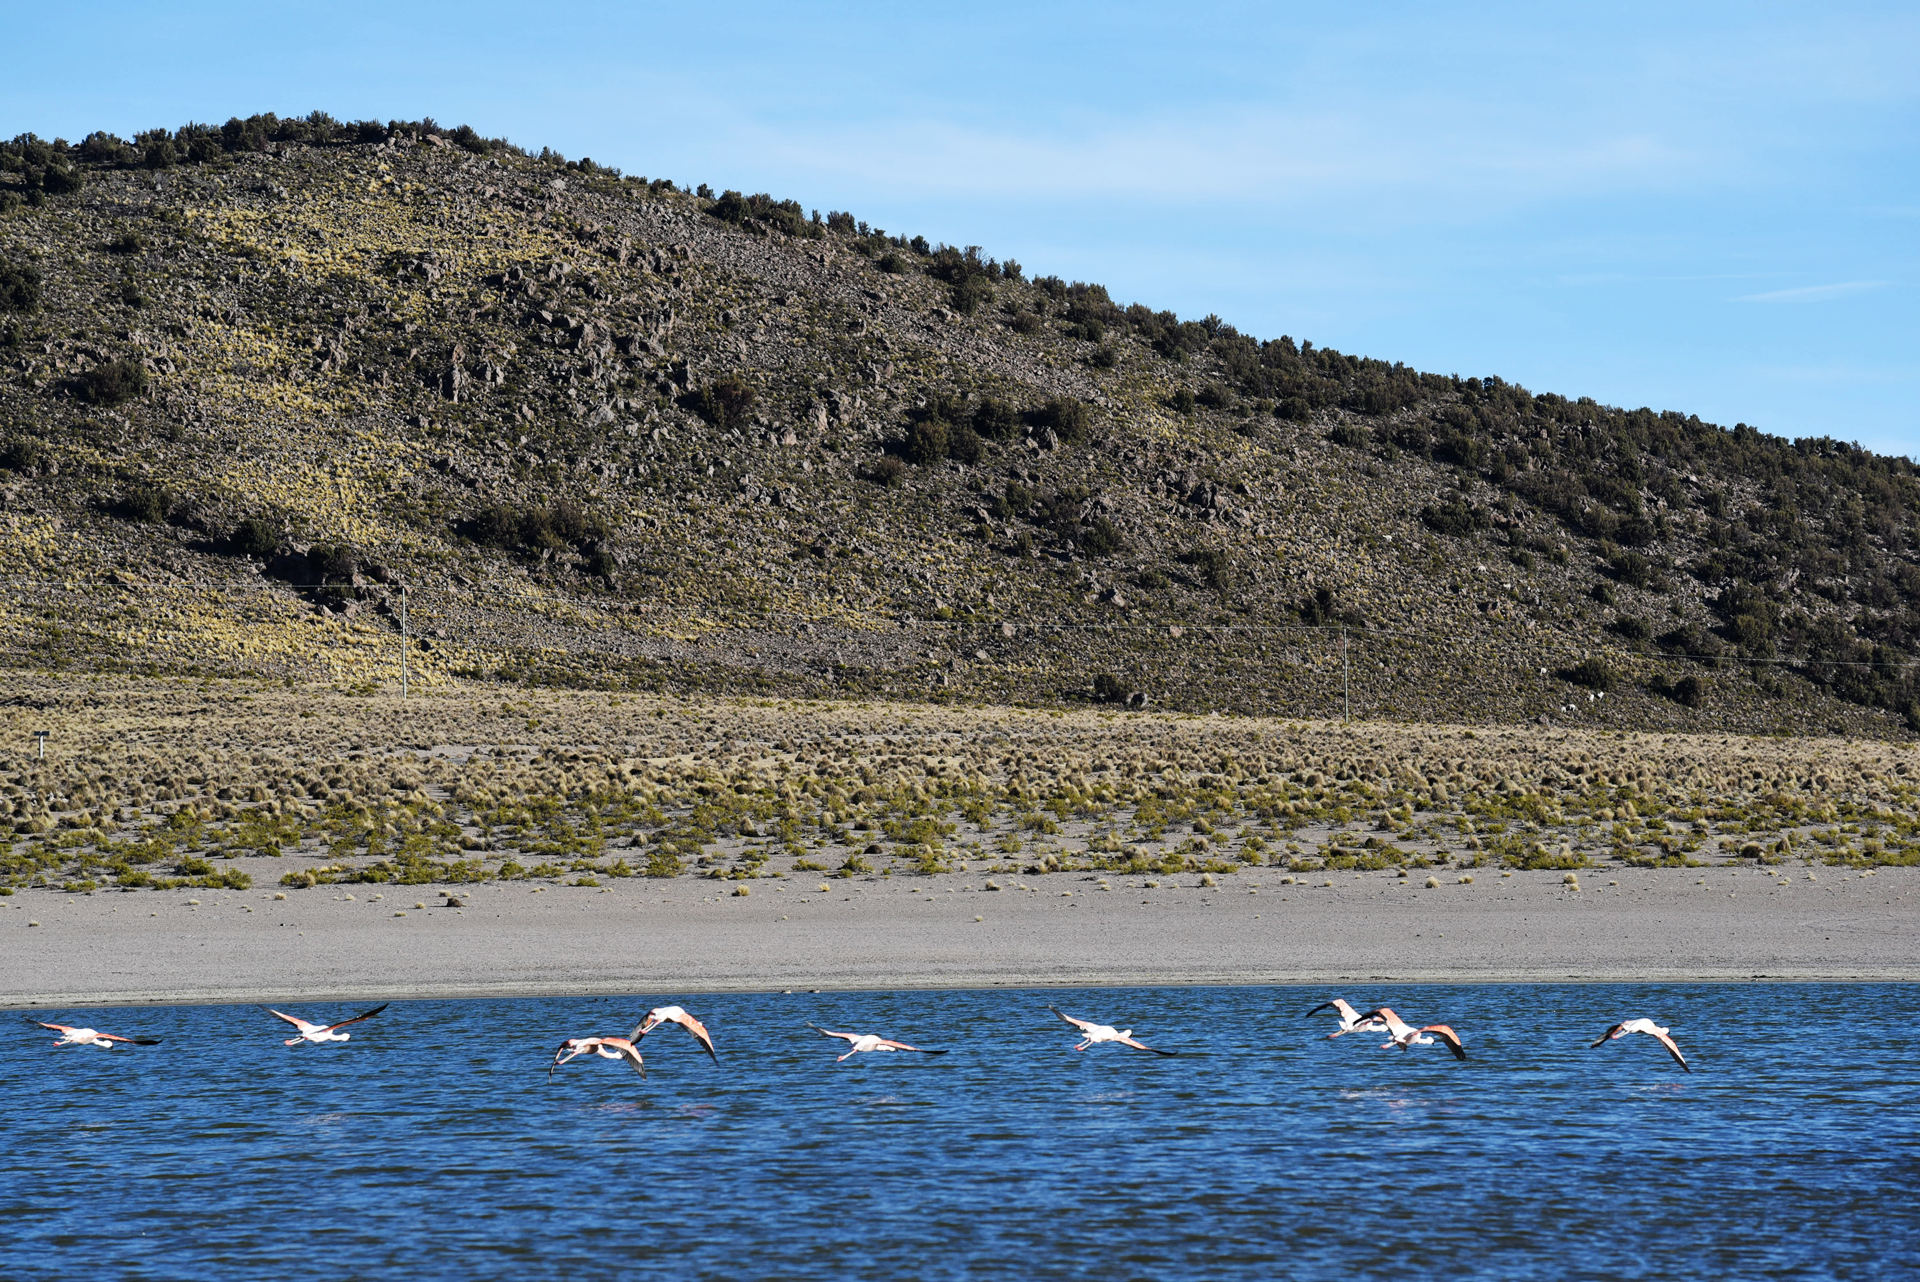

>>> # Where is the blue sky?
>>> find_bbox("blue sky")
[6,2,1916,452]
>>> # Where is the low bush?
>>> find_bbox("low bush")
[904,419,949,465]
[1607,615,1652,643]
[1650,673,1705,708]
[227,516,280,558]
[464,500,609,556]
[0,259,41,313]
[0,436,47,473]
[1029,396,1089,445]
[972,397,1019,441]
[685,375,755,431]
[73,360,147,406]
[1558,658,1617,692]
[115,482,171,523]
[1419,496,1489,537]
[1183,546,1232,591]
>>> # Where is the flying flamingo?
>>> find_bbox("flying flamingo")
[549,1036,646,1080]
[1590,1018,1690,1072]
[807,1023,948,1062]
[1304,998,1387,1038]
[29,1020,160,1049]
[262,1003,389,1046]
[631,1005,718,1062]
[1354,1007,1468,1060]
[1048,1006,1177,1056]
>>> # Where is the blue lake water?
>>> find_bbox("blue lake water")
[4,983,1918,1280]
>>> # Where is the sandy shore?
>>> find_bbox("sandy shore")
[3,865,1914,1007]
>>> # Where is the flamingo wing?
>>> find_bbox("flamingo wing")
[673,1011,718,1062]
[1048,1006,1097,1033]
[1117,1034,1178,1056]
[324,1003,390,1032]
[1419,1025,1468,1060]
[1589,1022,1628,1049]
[615,1043,646,1078]
[876,1039,946,1055]
[807,1023,861,1044]
[29,1021,79,1033]
[96,1033,162,1046]
[1648,1028,1690,1072]
[263,1008,325,1035]
[1303,1001,1342,1019]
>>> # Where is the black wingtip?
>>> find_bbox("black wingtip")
[131,1038,162,1046]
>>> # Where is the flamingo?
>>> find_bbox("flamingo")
[1048,1006,1177,1056]
[807,1023,947,1062]
[262,1003,388,1046]
[631,1005,718,1062]
[1590,1018,1690,1072]
[1353,1007,1468,1060]
[549,1036,646,1080]
[29,1020,160,1049]
[1304,998,1387,1039]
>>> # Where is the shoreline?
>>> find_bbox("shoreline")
[7,865,1915,1008]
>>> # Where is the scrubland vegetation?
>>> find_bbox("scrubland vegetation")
[6,677,1918,897]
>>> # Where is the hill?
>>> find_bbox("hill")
[3,112,1918,736]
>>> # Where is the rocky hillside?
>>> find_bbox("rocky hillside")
[3,113,1918,736]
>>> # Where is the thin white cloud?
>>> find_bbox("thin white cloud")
[1736,280,1888,303]
[737,110,1700,212]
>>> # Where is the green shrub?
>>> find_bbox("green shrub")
[877,251,908,274]
[947,424,983,464]
[308,544,358,583]
[465,500,609,556]
[972,397,1019,440]
[115,482,171,523]
[1606,549,1654,588]
[1558,658,1616,692]
[868,456,908,487]
[1030,396,1089,445]
[904,420,949,464]
[1184,546,1232,591]
[687,374,755,430]
[0,436,47,473]
[1326,422,1371,448]
[1419,496,1488,537]
[74,360,147,406]
[227,517,280,558]
[1080,515,1124,557]
[706,189,810,237]
[1650,673,1705,708]
[0,259,40,312]
[1608,615,1652,643]
[1169,388,1197,415]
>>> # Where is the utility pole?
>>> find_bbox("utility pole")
[399,589,409,698]
[34,730,48,760]
[1341,626,1350,722]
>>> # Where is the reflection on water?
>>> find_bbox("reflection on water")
[5,983,1919,1279]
